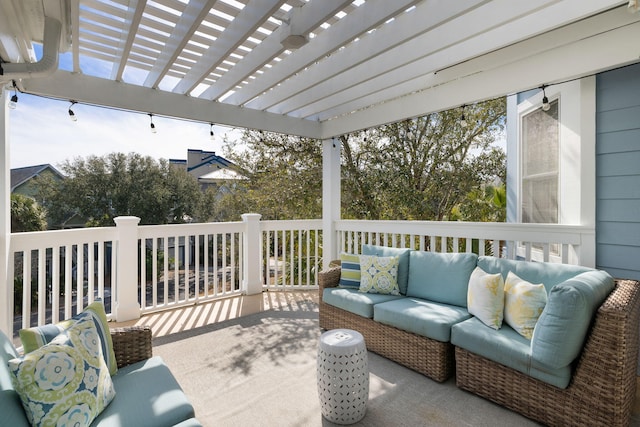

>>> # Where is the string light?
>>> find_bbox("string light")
[68,101,77,121]
[149,113,157,133]
[460,104,468,128]
[8,81,18,110]
[540,85,551,111]
[210,123,215,140]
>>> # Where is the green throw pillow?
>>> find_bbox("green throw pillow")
[504,271,547,339]
[20,300,118,376]
[339,252,361,288]
[9,317,116,427]
[358,254,400,295]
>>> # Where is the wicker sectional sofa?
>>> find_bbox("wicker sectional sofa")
[318,246,640,427]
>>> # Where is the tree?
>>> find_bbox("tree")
[341,98,506,220]
[11,194,47,232]
[219,132,323,220]
[36,153,205,227]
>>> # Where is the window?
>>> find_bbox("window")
[521,99,559,224]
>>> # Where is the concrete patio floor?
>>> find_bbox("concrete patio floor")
[113,291,640,426]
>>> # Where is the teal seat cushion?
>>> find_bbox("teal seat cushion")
[362,245,411,295]
[322,287,404,318]
[0,331,30,427]
[93,356,196,427]
[373,298,471,342]
[173,419,204,427]
[477,256,593,293]
[451,318,572,388]
[531,270,615,369]
[406,251,478,307]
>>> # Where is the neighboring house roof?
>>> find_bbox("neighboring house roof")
[198,168,245,181]
[10,164,64,192]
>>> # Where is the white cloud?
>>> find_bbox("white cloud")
[9,93,241,169]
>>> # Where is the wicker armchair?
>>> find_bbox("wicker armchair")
[455,279,640,427]
[110,325,153,368]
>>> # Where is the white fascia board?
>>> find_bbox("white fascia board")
[20,70,322,138]
[319,19,640,139]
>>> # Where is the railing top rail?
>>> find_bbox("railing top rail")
[137,221,245,238]
[335,220,594,245]
[260,219,323,231]
[10,227,117,251]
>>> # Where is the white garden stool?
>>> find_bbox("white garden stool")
[317,329,369,425]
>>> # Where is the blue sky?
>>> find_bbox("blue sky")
[8,46,238,169]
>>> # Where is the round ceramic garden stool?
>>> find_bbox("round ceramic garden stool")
[317,329,369,425]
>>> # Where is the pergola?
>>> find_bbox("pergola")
[1,0,638,139]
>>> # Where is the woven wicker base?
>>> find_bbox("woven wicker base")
[456,279,640,427]
[320,300,454,382]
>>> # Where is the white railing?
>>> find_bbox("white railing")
[5,216,594,338]
[261,219,323,290]
[335,220,595,266]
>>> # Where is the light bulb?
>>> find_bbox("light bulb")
[9,94,18,110]
[210,124,215,140]
[460,115,468,128]
[542,96,551,112]
[150,122,157,133]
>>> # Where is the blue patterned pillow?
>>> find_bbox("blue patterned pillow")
[9,317,116,427]
[339,252,361,288]
[358,255,400,295]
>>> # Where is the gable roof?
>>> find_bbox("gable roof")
[10,164,64,192]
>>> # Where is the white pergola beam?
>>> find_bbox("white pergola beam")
[198,0,353,101]
[110,0,146,81]
[224,0,421,106]
[274,0,624,118]
[244,0,489,111]
[20,70,321,138]
[172,0,288,96]
[320,18,640,138]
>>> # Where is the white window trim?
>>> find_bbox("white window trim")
[506,77,596,264]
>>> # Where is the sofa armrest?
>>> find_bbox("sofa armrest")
[111,326,153,369]
[318,262,342,299]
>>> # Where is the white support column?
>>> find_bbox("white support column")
[322,138,341,270]
[241,213,263,295]
[113,216,141,321]
[0,87,12,335]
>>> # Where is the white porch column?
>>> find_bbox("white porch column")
[113,216,141,321]
[241,213,262,295]
[322,138,341,270]
[0,87,12,335]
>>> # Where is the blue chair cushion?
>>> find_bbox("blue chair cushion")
[362,245,411,295]
[373,298,471,342]
[322,287,404,318]
[406,251,477,307]
[93,356,196,427]
[0,331,30,427]
[452,317,572,388]
[531,270,615,369]
[477,256,593,293]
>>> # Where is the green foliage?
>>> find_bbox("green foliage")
[35,153,205,227]
[11,193,47,232]
[341,98,506,220]
[218,132,323,220]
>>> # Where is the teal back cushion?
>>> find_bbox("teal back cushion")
[477,256,593,293]
[0,331,31,427]
[406,251,478,307]
[531,270,615,369]
[362,245,411,295]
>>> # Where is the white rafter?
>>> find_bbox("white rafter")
[171,0,288,95]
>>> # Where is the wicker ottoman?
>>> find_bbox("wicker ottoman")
[317,329,369,425]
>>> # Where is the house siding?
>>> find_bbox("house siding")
[596,63,640,281]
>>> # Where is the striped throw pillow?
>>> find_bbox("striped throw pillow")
[339,252,361,288]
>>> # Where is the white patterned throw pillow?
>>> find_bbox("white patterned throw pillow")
[467,267,505,330]
[358,254,400,295]
[9,317,116,427]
